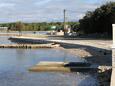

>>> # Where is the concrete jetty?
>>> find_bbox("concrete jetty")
[8,36,112,50]
[0,44,60,49]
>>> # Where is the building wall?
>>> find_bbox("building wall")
[0,27,8,31]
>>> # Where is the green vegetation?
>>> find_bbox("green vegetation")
[0,22,79,32]
[0,22,59,31]
[79,2,115,36]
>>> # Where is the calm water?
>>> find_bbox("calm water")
[0,36,99,86]
[0,31,48,35]
[0,36,13,44]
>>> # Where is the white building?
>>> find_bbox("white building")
[0,27,8,31]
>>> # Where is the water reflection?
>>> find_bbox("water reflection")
[0,36,12,44]
[0,48,98,86]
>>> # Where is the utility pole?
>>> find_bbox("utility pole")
[63,9,66,62]
[63,9,66,35]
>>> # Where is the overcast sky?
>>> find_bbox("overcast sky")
[0,0,114,23]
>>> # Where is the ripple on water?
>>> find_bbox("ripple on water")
[0,71,99,86]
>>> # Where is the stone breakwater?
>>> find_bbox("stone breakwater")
[8,37,51,44]
[0,44,60,49]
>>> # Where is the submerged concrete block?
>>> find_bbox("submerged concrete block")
[28,61,94,73]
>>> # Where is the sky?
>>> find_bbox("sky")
[0,0,115,23]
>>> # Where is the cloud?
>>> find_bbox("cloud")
[0,0,115,23]
[0,3,15,8]
[35,0,52,6]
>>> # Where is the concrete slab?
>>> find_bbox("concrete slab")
[28,61,95,72]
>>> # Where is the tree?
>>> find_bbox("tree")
[79,2,115,36]
[15,21,24,36]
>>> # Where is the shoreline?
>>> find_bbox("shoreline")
[58,40,112,66]
[58,40,112,86]
[8,35,112,66]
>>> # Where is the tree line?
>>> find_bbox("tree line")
[0,22,62,31]
[0,22,79,32]
[79,2,115,36]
